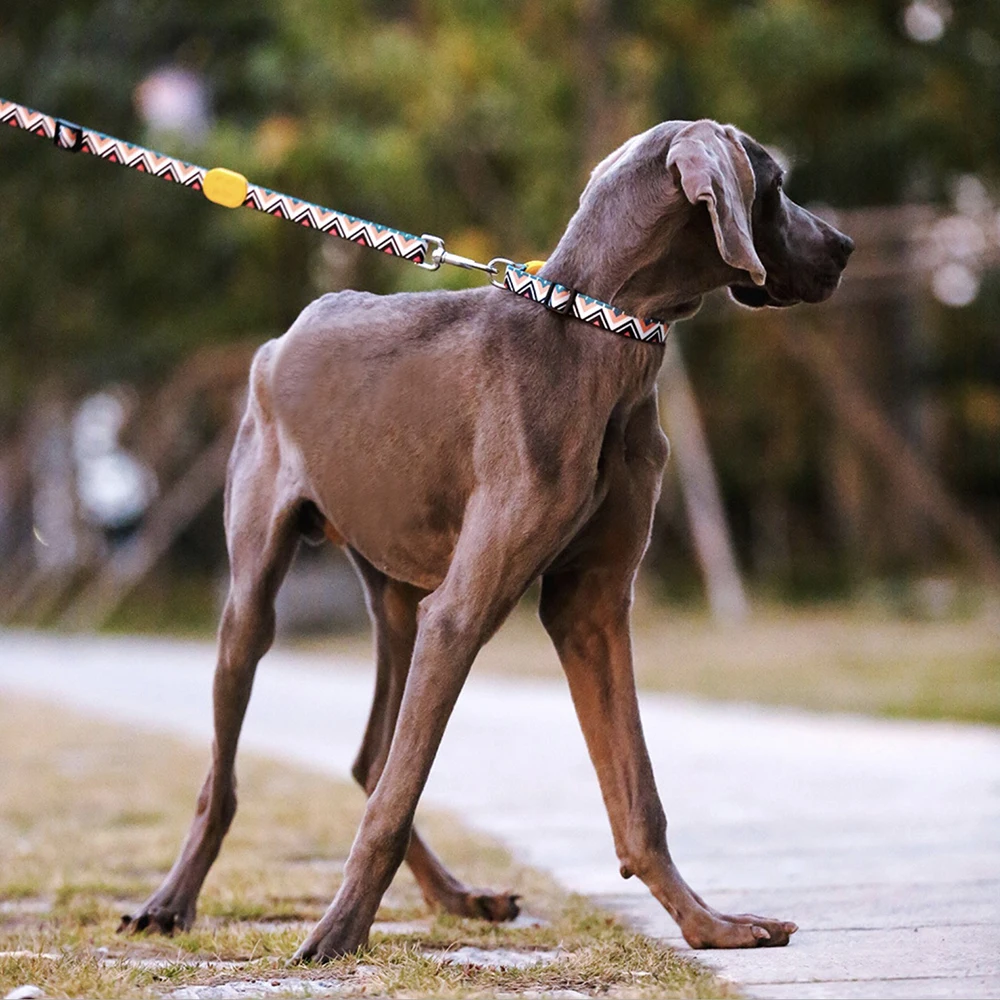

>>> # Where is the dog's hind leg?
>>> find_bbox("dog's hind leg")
[349,552,519,922]
[121,387,301,935]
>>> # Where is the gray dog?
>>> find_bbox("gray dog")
[121,119,853,958]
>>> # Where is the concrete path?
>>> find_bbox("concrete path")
[1,630,998,999]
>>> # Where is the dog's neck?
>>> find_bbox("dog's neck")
[542,185,735,324]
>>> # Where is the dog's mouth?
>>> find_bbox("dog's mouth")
[729,270,844,309]
[728,284,799,309]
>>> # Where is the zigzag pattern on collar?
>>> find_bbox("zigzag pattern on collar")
[502,266,668,344]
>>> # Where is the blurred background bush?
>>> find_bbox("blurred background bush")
[1,0,998,649]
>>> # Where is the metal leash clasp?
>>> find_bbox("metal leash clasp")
[419,233,512,279]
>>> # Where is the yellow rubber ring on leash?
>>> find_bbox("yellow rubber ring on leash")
[203,167,249,208]
[524,259,547,275]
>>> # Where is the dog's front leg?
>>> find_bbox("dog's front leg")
[294,495,555,961]
[540,569,798,949]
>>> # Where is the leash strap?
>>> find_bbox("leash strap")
[2,96,668,344]
[0,98,429,264]
[501,265,667,344]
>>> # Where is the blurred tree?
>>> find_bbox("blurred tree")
[642,0,1000,204]
[1,0,997,602]
[0,0,286,420]
[5,0,998,415]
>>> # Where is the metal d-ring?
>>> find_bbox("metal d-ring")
[488,257,517,289]
[417,233,445,270]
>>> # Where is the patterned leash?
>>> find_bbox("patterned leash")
[0,97,667,344]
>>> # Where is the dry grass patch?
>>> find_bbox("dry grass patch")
[0,695,733,998]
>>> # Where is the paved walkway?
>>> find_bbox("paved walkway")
[1,630,998,999]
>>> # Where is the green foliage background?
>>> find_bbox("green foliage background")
[1,0,998,597]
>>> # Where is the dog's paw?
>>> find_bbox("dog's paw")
[430,886,520,922]
[462,890,521,923]
[682,911,798,949]
[293,923,368,963]
[118,903,193,936]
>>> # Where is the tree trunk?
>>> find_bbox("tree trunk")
[659,336,750,625]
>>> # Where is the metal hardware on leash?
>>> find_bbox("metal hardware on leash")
[488,258,519,288]
[418,234,513,277]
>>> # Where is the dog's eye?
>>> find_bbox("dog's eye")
[774,174,784,191]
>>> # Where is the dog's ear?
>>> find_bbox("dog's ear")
[666,121,766,287]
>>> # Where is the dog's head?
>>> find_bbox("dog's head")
[569,120,853,318]
[722,130,854,308]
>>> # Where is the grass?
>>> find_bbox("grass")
[306,591,1000,725]
[0,695,734,999]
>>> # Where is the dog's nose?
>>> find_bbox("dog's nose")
[830,232,854,267]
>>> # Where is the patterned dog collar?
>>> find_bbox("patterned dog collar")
[501,265,668,344]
